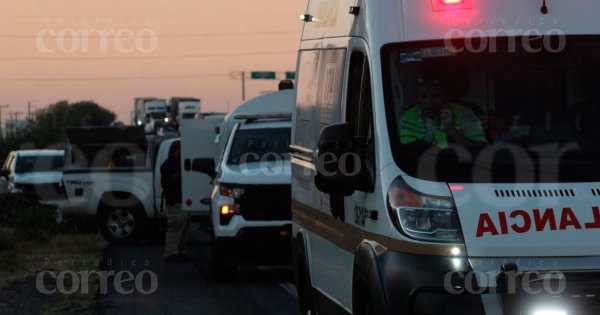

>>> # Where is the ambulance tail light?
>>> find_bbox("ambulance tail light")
[432,0,473,11]
[387,177,462,243]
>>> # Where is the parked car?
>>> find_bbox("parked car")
[0,150,65,200]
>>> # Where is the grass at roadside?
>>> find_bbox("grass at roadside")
[0,228,107,314]
[0,194,108,314]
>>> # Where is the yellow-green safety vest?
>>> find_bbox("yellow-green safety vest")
[400,103,472,149]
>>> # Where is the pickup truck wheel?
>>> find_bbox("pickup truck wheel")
[210,234,238,281]
[99,205,146,245]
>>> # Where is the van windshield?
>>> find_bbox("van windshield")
[384,36,600,183]
[227,127,291,165]
[15,155,64,174]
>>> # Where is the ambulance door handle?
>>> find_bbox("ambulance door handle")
[330,194,345,222]
[367,210,378,221]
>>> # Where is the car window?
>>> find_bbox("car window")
[15,155,65,174]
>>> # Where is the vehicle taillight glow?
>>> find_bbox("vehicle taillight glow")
[442,0,462,3]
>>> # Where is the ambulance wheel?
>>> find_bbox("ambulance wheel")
[295,257,315,314]
[364,297,377,315]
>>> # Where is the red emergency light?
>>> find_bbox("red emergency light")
[432,0,473,11]
[449,185,464,191]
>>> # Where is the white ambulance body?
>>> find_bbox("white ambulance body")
[291,0,600,314]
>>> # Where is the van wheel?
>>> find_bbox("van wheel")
[98,205,146,245]
[295,258,315,314]
[210,234,238,281]
[364,297,377,315]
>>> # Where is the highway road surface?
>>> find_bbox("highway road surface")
[95,223,300,315]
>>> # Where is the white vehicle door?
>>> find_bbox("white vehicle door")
[292,46,348,305]
[180,117,223,213]
[340,44,379,309]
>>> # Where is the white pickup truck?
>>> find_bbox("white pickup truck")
[59,122,221,245]
[59,126,181,244]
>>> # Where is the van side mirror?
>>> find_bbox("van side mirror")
[315,122,364,196]
[191,158,216,179]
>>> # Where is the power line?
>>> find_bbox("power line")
[0,30,299,39]
[0,73,228,82]
[0,15,224,19]
[0,50,296,61]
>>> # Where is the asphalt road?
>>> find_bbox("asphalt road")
[95,223,300,315]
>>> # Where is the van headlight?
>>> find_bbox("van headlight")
[387,177,462,243]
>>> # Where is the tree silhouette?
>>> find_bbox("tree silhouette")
[0,100,116,162]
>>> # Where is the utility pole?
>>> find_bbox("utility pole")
[229,71,247,102]
[27,101,34,122]
[0,104,8,137]
[241,71,246,101]
[8,111,23,135]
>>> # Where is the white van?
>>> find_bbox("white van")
[291,0,600,314]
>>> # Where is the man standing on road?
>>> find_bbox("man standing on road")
[160,142,190,263]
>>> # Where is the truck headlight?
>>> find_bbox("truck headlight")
[219,184,245,198]
[219,204,240,225]
[387,177,462,243]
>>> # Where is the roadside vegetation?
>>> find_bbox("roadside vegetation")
[0,100,116,314]
[0,100,116,163]
[0,194,107,315]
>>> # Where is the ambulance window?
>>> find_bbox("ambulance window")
[346,51,376,191]
[347,52,373,140]
[383,37,600,183]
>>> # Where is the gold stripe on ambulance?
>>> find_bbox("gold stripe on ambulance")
[292,201,465,256]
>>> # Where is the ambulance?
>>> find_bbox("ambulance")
[290,0,600,314]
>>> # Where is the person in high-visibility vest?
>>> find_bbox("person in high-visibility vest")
[399,75,487,149]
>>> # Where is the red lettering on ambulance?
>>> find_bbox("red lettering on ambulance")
[559,207,582,230]
[533,208,557,231]
[498,211,508,235]
[584,206,600,229]
[476,213,499,237]
[510,210,531,233]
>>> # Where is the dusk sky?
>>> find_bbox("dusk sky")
[0,0,307,124]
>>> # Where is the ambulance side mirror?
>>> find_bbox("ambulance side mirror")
[315,122,364,196]
[191,158,216,179]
